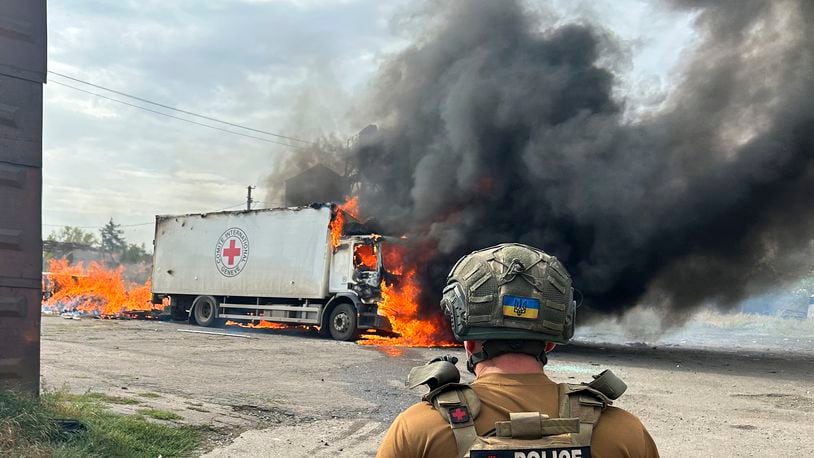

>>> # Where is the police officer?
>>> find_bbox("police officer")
[377,243,659,458]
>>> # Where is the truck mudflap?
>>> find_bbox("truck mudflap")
[359,312,392,333]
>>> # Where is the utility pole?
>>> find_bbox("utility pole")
[246,185,256,210]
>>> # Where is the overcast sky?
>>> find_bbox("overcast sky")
[43,0,696,248]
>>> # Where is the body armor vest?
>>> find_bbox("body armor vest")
[407,358,627,458]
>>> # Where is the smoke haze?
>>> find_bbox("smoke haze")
[274,0,814,321]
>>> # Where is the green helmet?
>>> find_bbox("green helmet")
[440,243,576,344]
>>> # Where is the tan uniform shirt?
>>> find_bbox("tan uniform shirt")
[378,372,659,458]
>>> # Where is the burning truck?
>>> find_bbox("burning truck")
[150,203,392,340]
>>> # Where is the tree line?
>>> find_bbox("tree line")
[46,218,151,264]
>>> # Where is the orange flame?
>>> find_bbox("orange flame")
[329,196,360,249]
[381,244,405,275]
[225,320,288,329]
[354,244,377,270]
[338,195,359,219]
[329,211,345,249]
[42,259,154,315]
[359,245,458,348]
[331,195,459,349]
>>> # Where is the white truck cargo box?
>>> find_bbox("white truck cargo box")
[152,206,333,298]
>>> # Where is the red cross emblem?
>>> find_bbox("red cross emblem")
[448,406,470,424]
[222,239,241,266]
[215,228,250,277]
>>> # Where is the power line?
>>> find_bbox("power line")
[49,80,306,149]
[48,70,314,146]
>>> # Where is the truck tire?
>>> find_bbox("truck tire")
[317,324,331,338]
[192,296,218,327]
[328,303,358,341]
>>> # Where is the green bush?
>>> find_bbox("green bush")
[0,389,201,457]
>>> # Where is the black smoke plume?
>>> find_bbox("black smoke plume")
[281,0,814,321]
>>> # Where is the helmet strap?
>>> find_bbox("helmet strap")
[466,340,549,374]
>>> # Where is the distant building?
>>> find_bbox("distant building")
[42,240,110,268]
[284,164,349,207]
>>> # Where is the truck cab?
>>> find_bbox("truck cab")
[330,236,381,298]
[328,235,387,338]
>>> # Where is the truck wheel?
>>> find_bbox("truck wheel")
[329,303,358,341]
[192,296,218,327]
[317,325,331,338]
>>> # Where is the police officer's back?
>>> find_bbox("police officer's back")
[377,243,659,458]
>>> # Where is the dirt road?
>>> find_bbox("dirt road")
[41,317,814,456]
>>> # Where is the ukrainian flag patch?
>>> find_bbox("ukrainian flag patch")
[502,295,540,319]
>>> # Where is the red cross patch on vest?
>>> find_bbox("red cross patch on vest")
[448,406,471,424]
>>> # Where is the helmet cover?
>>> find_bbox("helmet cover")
[440,243,575,344]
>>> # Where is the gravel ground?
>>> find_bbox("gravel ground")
[41,316,814,457]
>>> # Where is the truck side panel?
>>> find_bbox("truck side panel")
[152,207,333,299]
